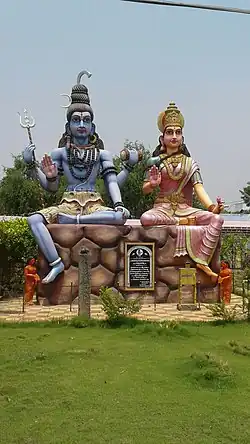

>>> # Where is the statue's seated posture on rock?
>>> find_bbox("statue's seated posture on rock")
[23,71,140,284]
[140,102,224,280]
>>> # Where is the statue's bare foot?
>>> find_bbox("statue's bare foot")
[196,263,218,279]
[42,261,65,284]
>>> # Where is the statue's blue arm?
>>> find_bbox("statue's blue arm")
[116,168,129,189]
[116,149,139,189]
[100,150,124,205]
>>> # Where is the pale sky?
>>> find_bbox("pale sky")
[1,0,250,204]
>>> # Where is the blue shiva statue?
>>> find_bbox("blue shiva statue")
[23,70,141,284]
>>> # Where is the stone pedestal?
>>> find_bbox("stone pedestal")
[36,220,220,305]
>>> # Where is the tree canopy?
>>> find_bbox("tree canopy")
[96,141,157,218]
[240,182,250,207]
[0,155,66,216]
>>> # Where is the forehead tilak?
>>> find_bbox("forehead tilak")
[165,126,182,131]
[72,111,91,118]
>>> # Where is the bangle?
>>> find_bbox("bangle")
[208,204,216,212]
[47,176,57,183]
[114,201,124,208]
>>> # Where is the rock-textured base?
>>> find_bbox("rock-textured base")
[36,221,220,305]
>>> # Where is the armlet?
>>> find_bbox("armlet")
[191,170,203,185]
[101,166,117,179]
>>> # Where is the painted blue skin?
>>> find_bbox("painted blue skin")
[23,111,139,284]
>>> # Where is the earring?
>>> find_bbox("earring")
[66,135,71,149]
[65,122,71,135]
[89,134,97,144]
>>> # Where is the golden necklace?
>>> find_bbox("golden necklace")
[162,153,186,181]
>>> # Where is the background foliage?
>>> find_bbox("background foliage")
[0,218,37,295]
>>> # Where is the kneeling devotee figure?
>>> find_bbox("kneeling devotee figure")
[140,102,224,279]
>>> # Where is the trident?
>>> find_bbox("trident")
[17,108,45,208]
[18,108,36,163]
[18,108,36,145]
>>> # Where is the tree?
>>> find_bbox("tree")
[221,232,250,275]
[96,141,157,218]
[240,182,250,207]
[0,218,38,295]
[0,155,66,215]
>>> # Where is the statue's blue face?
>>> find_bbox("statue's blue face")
[70,111,92,141]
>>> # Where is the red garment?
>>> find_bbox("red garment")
[24,259,40,304]
[219,262,232,304]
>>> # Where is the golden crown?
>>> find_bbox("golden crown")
[157,102,185,133]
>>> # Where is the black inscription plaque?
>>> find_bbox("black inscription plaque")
[124,242,155,291]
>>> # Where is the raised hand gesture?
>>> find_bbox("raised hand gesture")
[149,165,161,188]
[41,154,58,180]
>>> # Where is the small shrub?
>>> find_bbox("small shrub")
[69,316,97,329]
[99,287,142,323]
[34,352,48,361]
[100,316,142,329]
[229,340,250,357]
[207,301,240,322]
[133,320,190,338]
[66,348,98,357]
[186,351,235,389]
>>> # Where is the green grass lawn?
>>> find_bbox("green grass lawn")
[1,319,250,444]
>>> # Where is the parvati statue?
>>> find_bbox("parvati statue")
[140,102,224,280]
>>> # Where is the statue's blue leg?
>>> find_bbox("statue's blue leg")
[28,214,64,284]
[58,210,126,225]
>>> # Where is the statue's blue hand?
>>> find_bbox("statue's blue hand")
[120,148,143,167]
[23,143,36,164]
[127,148,138,166]
[122,148,142,167]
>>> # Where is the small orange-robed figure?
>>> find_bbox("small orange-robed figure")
[24,258,40,305]
[218,261,232,304]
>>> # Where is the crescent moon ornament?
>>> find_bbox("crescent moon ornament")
[60,93,72,109]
